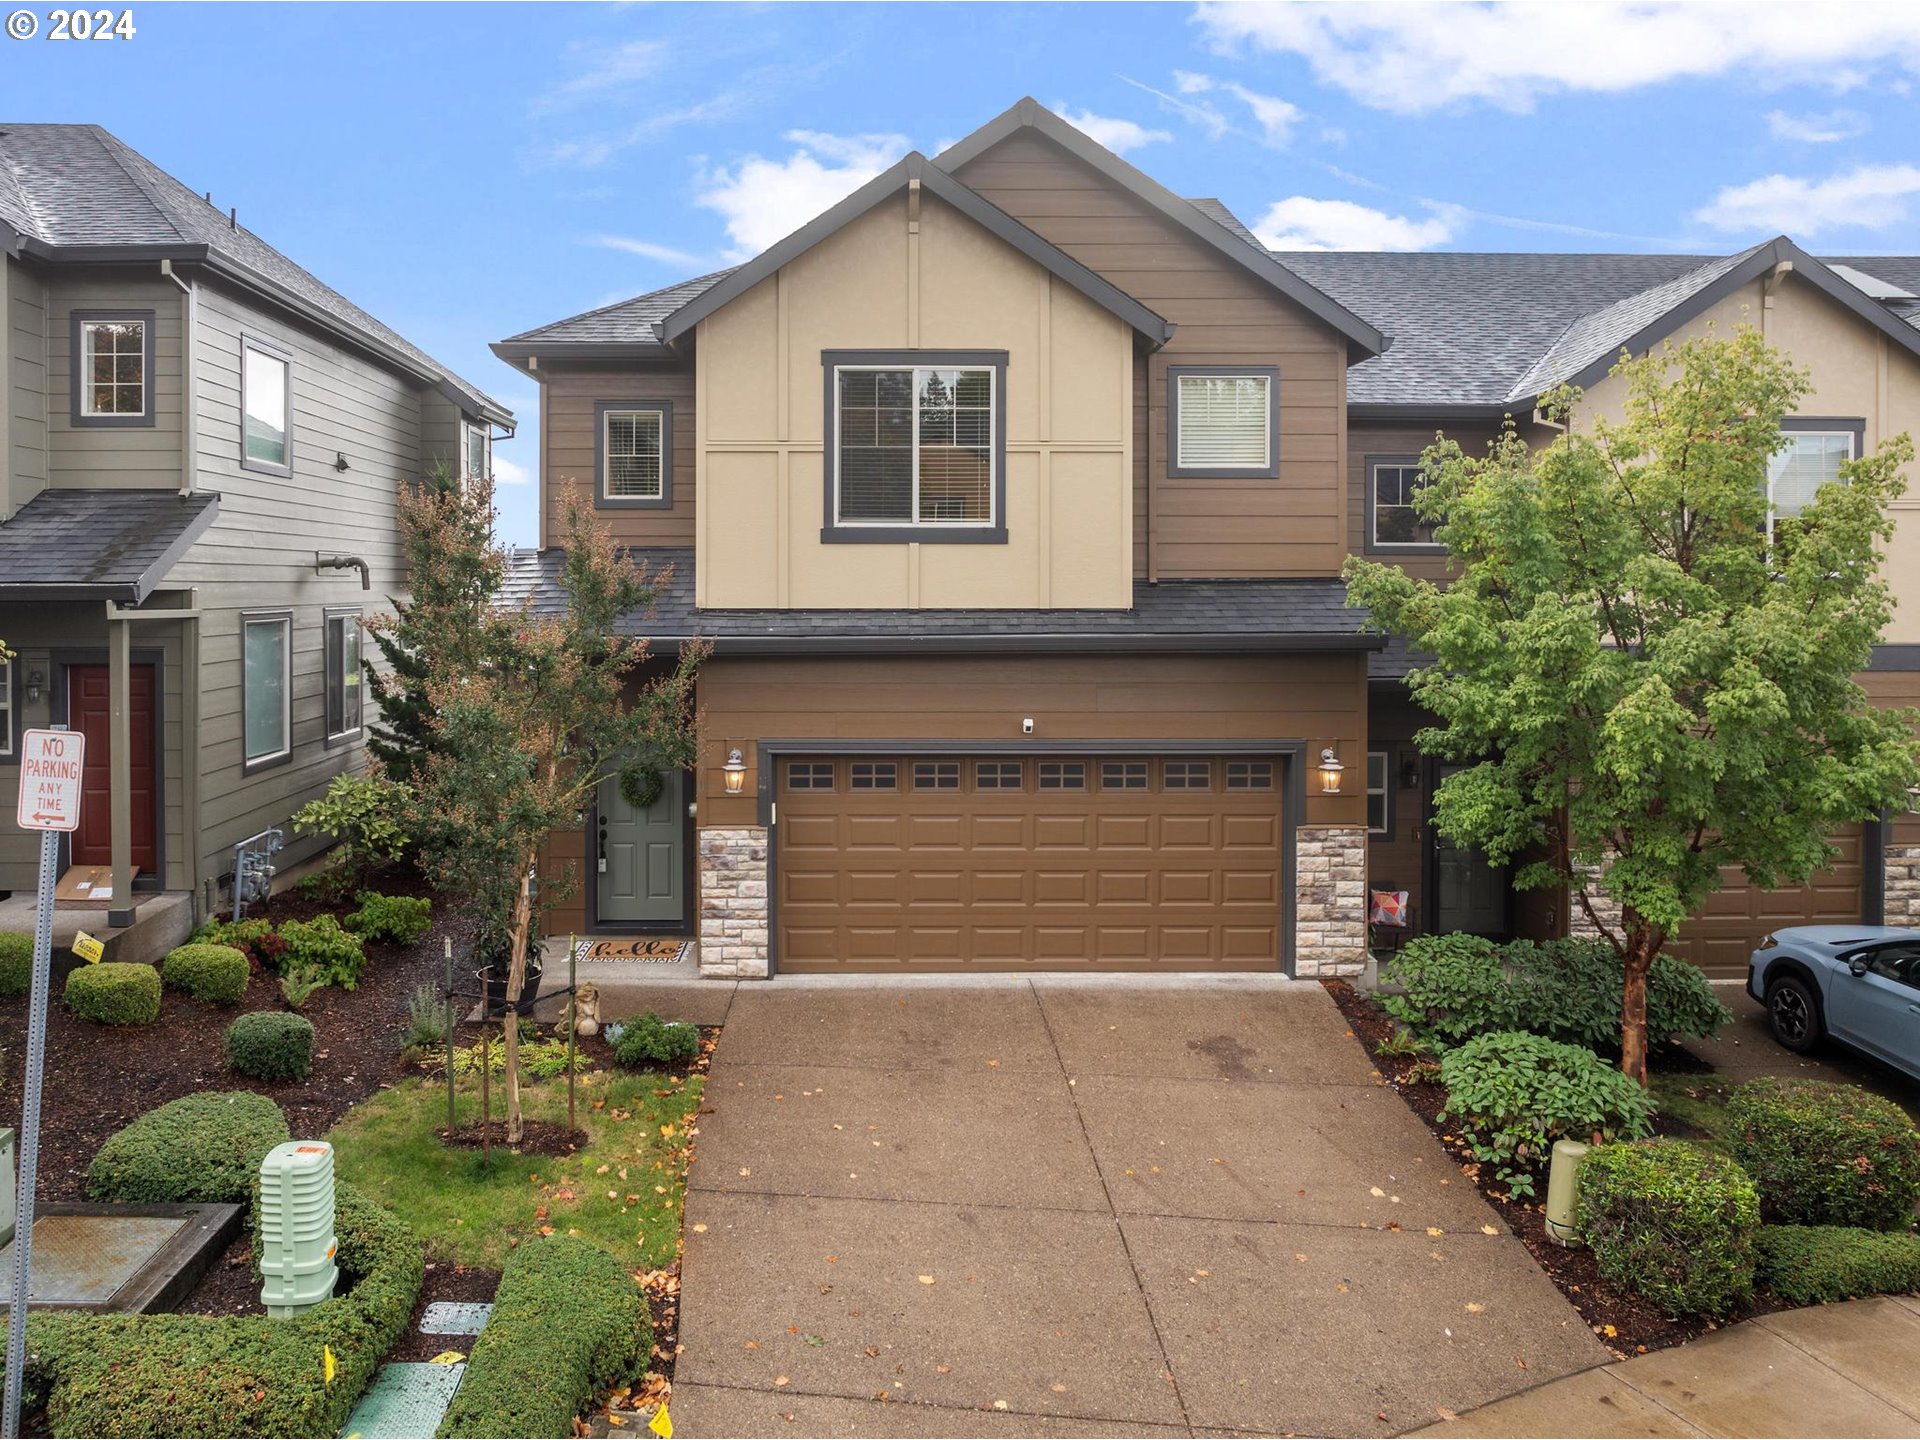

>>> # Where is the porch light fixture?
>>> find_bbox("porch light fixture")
[26,669,44,704]
[1317,747,1345,796]
[722,747,747,796]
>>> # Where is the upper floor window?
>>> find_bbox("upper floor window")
[1168,367,1278,479]
[241,611,292,772]
[71,311,154,427]
[324,611,362,744]
[824,351,1007,543]
[464,423,491,485]
[1368,457,1440,551]
[0,656,13,758]
[596,401,672,509]
[1768,420,1861,544]
[241,336,292,475]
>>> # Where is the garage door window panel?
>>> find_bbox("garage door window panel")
[850,761,897,791]
[787,761,835,791]
[1101,760,1148,791]
[1039,761,1086,791]
[975,760,1023,791]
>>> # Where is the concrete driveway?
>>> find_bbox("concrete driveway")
[672,978,1604,1438]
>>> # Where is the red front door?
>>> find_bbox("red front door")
[67,663,157,875]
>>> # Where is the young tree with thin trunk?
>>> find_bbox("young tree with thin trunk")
[377,476,702,1141]
[1345,327,1920,1085]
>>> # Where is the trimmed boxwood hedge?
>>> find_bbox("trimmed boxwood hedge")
[1756,1224,1920,1305]
[63,962,161,1025]
[224,1011,315,1082]
[611,1012,700,1070]
[1579,1139,1760,1318]
[86,1091,290,1204]
[161,943,250,1006]
[0,932,31,997]
[1727,1077,1920,1231]
[438,1233,650,1438]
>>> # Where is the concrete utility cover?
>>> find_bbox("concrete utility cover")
[0,1213,185,1306]
[342,1362,466,1438]
[420,1300,492,1335]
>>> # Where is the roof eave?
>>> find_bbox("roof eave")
[128,492,220,602]
[632,631,1386,656]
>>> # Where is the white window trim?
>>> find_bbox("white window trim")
[1173,372,1273,472]
[1766,427,1859,542]
[833,363,999,530]
[241,612,292,771]
[240,335,294,477]
[0,656,13,758]
[1367,751,1390,835]
[78,317,150,419]
[324,611,363,744]
[1368,458,1443,551]
[465,422,491,485]
[600,406,667,502]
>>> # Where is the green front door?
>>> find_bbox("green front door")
[596,770,686,926]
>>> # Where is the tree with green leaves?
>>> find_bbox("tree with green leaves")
[1345,327,1920,1085]
[375,476,703,1142]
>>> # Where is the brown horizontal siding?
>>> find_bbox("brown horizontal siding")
[541,361,695,550]
[1863,669,1920,848]
[1366,689,1428,933]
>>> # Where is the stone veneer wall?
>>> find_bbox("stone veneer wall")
[698,828,769,978]
[1566,863,1625,941]
[1884,845,1920,926]
[1295,824,1368,978]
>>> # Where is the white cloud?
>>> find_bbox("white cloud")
[534,39,669,113]
[696,130,909,260]
[533,93,747,169]
[1694,163,1920,236]
[586,235,704,266]
[1049,103,1172,155]
[1195,1,1920,113]
[1254,196,1461,250]
[492,452,532,487]
[1144,71,1301,146]
[1764,108,1870,144]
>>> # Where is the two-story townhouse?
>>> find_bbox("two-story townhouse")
[0,124,511,942]
[494,98,1920,983]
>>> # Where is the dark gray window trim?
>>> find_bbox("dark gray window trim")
[69,309,157,429]
[593,400,674,510]
[239,608,293,775]
[322,607,363,747]
[0,654,14,758]
[1166,365,1280,480]
[821,349,1009,545]
[239,333,294,478]
[1363,452,1445,556]
[1780,416,1867,447]
[1367,749,1392,835]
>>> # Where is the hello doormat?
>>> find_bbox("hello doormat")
[572,938,691,964]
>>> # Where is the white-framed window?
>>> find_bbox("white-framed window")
[1367,752,1390,835]
[76,315,150,420]
[241,612,292,770]
[1170,369,1276,476]
[833,364,997,528]
[241,336,292,474]
[1768,425,1859,542]
[0,656,13,758]
[598,404,669,505]
[1369,459,1440,549]
[464,423,491,485]
[324,611,362,743]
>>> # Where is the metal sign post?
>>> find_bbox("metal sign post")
[7,727,83,1439]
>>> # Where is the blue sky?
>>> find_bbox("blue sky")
[10,0,1920,546]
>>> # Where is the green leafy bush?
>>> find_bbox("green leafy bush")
[1727,1077,1920,1230]
[277,914,366,990]
[450,1036,587,1081]
[1580,1140,1759,1318]
[279,963,325,1010]
[20,1179,422,1438]
[291,772,417,885]
[224,1011,315,1082]
[611,1012,700,1069]
[87,1091,290,1204]
[1755,1225,1920,1305]
[193,916,286,971]
[0,932,32,996]
[1439,1030,1653,1197]
[404,982,448,1052]
[1380,934,1515,1044]
[344,891,432,946]
[160,944,250,1006]
[437,1233,649,1439]
[63,962,160,1026]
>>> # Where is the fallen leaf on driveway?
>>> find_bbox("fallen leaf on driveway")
[739,1169,751,1177]
[1481,1224,1499,1235]
[1369,1186,1386,1197]
[1050,1384,1067,1393]
[917,1275,936,1285]
[1435,1408,1458,1422]
[1426,1227,1444,1237]
[935,1365,952,1374]
[1465,1303,1485,1313]
[773,1376,789,1387]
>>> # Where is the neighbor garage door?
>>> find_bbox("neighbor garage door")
[775,753,1285,971]
[1666,826,1865,979]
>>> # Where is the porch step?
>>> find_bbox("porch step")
[0,890,193,971]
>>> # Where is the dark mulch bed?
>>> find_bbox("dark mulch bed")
[1324,978,1781,1360]
[437,1119,587,1156]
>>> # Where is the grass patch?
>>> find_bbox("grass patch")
[1650,1073,1737,1146]
[325,1067,700,1269]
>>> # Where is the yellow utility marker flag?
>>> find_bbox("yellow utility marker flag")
[648,1404,673,1438]
[430,1351,465,1365]
[323,1346,337,1384]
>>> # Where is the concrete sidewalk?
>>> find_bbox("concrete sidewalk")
[671,977,1604,1437]
[1409,1295,1920,1437]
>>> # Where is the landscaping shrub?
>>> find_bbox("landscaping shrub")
[343,891,432,946]
[437,1232,649,1439]
[276,913,366,989]
[0,932,32,996]
[1580,1140,1760,1318]
[224,1011,315,1082]
[1438,1030,1654,1197]
[20,1179,422,1438]
[1380,934,1516,1044]
[290,772,417,893]
[403,982,448,1053]
[1727,1077,1920,1230]
[63,962,160,1026]
[1505,938,1731,1051]
[1755,1224,1920,1305]
[611,1012,700,1069]
[86,1091,290,1204]
[160,944,250,1006]
[279,963,325,1010]
[194,916,287,971]
[451,1036,587,1080]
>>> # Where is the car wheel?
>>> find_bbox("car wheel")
[1767,974,1822,1053]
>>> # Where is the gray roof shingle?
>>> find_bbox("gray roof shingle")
[497,269,737,350]
[0,489,218,601]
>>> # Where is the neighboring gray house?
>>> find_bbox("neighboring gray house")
[0,123,511,930]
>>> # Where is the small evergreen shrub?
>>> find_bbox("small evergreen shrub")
[1505,938,1731,1051]
[611,1012,699,1069]
[224,1011,316,1082]
[160,943,250,1006]
[1727,1077,1920,1230]
[1380,934,1515,1044]
[1439,1029,1653,1197]
[86,1091,290,1204]
[1580,1140,1760,1318]
[0,932,32,996]
[1755,1225,1920,1305]
[277,914,366,989]
[290,772,417,880]
[437,1233,649,1439]
[403,982,448,1052]
[343,891,432,946]
[63,962,161,1026]
[194,916,286,971]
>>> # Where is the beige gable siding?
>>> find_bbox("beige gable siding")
[4,257,49,520]
[694,191,1134,610]
[45,269,184,492]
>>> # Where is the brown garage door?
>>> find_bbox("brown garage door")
[775,754,1285,972]
[1666,826,1865,979]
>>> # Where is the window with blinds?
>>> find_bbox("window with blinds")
[1175,373,1271,470]
[603,409,665,500]
[1768,429,1855,534]
[836,366,994,526]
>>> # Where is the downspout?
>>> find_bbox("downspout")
[160,262,204,911]
[160,261,196,497]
